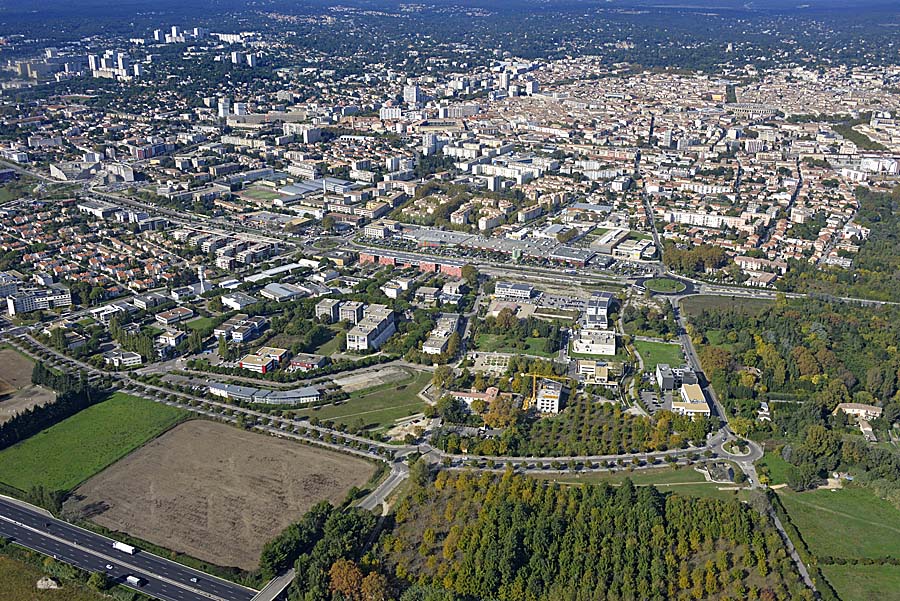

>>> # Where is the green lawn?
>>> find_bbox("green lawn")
[757,450,791,485]
[0,179,36,203]
[632,340,684,373]
[185,316,217,332]
[532,466,749,501]
[778,486,900,560]
[240,186,283,202]
[475,333,557,358]
[680,295,772,319]
[313,327,343,356]
[0,393,187,492]
[821,564,900,601]
[643,278,686,293]
[297,370,431,432]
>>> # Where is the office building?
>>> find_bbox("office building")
[572,329,616,356]
[494,281,534,300]
[672,383,710,419]
[346,305,395,351]
[535,379,563,414]
[7,287,72,316]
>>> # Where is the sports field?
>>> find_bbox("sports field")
[0,392,186,491]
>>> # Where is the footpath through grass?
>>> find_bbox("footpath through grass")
[0,392,187,492]
[777,486,900,560]
[532,466,749,502]
[775,484,900,600]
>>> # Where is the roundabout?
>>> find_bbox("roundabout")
[642,277,687,294]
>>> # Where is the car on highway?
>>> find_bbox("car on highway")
[105,564,114,570]
[190,577,198,583]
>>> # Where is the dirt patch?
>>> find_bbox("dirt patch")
[0,349,34,390]
[63,420,376,570]
[0,385,56,425]
[333,365,410,393]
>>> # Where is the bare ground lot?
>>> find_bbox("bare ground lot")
[0,348,34,390]
[63,420,376,570]
[0,348,52,424]
[0,385,55,425]
[332,364,411,393]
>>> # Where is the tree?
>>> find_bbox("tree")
[322,215,336,231]
[432,365,452,389]
[330,558,364,601]
[461,264,478,287]
[435,395,468,424]
[88,572,110,591]
[362,572,390,601]
[409,458,433,487]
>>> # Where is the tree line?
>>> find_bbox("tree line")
[268,469,811,600]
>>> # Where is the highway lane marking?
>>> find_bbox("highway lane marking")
[0,513,234,601]
[0,499,257,595]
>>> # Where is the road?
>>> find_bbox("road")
[0,497,256,601]
[357,462,410,513]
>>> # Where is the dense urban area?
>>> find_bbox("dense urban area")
[0,0,899,600]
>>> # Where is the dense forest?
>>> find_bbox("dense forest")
[687,296,900,507]
[663,243,730,276]
[688,296,900,419]
[273,470,811,601]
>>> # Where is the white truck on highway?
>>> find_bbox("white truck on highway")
[125,575,144,587]
[112,541,137,555]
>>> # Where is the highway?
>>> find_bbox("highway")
[0,497,257,601]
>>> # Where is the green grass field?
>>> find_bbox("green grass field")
[296,370,431,431]
[185,316,217,332]
[757,450,791,485]
[643,278,686,293]
[0,556,107,601]
[532,466,749,501]
[0,393,186,492]
[240,186,283,202]
[313,327,343,356]
[633,340,684,373]
[475,333,557,358]
[821,564,900,601]
[680,295,772,318]
[778,487,900,560]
